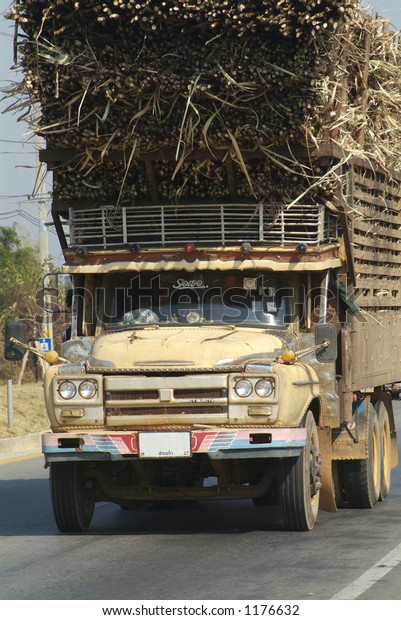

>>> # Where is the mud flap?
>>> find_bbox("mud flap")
[317,425,337,512]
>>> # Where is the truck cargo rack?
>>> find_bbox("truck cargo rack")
[68,202,339,249]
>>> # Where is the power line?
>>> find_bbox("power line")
[0,139,35,144]
[0,199,51,205]
[0,195,35,199]
[0,208,58,236]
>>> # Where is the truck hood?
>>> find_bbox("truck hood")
[87,326,287,371]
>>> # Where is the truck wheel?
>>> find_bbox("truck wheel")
[343,404,381,508]
[279,410,321,531]
[376,402,391,500]
[50,462,95,532]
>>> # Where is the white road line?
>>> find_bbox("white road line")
[331,541,401,599]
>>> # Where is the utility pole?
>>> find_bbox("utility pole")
[37,144,49,271]
[34,112,53,355]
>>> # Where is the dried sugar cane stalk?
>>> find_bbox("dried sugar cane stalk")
[4,0,401,206]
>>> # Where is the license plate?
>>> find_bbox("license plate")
[138,432,191,458]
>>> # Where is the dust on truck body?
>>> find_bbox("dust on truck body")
[40,143,399,532]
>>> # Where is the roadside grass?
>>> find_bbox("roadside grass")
[0,382,49,438]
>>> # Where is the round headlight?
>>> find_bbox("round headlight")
[255,379,274,398]
[58,380,76,400]
[78,380,97,399]
[234,379,253,398]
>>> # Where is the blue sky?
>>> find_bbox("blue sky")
[0,1,400,265]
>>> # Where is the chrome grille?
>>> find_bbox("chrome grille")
[69,203,338,248]
[104,375,229,423]
[174,389,225,399]
[108,406,226,416]
[106,390,159,401]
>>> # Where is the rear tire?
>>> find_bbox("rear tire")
[279,411,321,531]
[344,404,381,508]
[50,462,96,532]
[376,402,391,501]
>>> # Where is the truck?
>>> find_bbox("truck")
[29,141,397,532]
[6,1,400,531]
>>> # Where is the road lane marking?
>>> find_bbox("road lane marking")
[0,453,43,465]
[331,541,401,599]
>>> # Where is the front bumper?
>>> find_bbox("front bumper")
[42,428,307,462]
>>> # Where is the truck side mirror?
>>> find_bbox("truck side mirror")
[315,323,338,363]
[4,320,26,361]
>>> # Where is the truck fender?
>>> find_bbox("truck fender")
[331,397,370,461]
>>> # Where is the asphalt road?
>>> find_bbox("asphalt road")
[1,405,401,602]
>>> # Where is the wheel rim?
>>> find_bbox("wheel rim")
[382,425,389,471]
[309,428,321,512]
[310,446,321,502]
[372,418,380,491]
[379,404,391,500]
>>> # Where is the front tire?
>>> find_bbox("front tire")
[50,462,96,532]
[279,411,321,531]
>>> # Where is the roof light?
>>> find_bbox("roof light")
[184,243,196,254]
[296,243,308,253]
[128,243,141,254]
[75,246,88,257]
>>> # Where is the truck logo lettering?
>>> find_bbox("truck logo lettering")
[172,278,207,289]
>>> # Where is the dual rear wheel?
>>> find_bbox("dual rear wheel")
[279,400,392,531]
[343,401,391,508]
[377,401,392,501]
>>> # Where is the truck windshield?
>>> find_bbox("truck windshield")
[100,271,292,330]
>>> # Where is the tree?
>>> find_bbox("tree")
[0,226,43,326]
